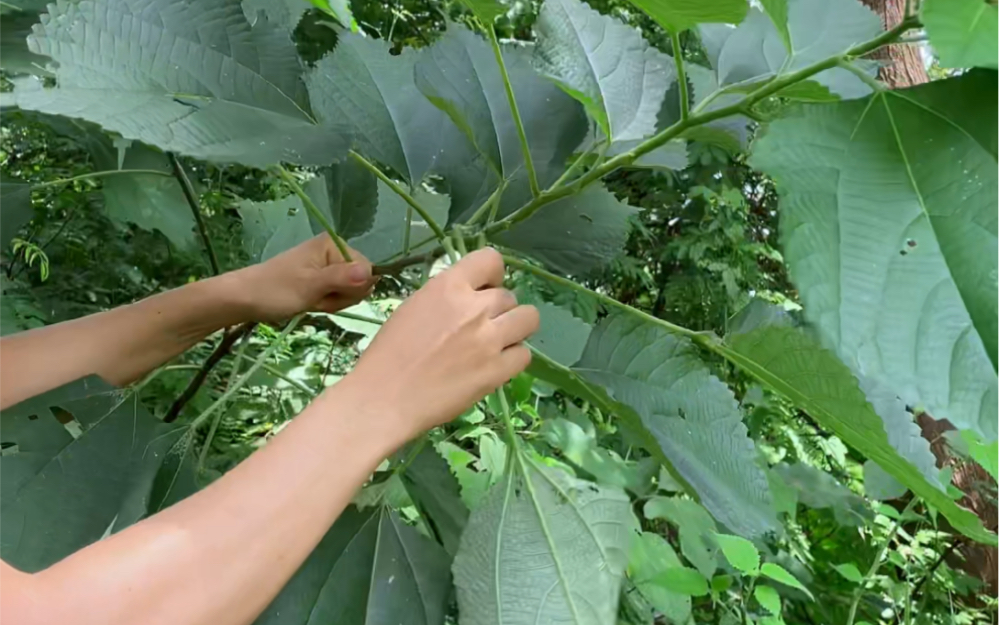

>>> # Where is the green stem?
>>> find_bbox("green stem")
[846,498,919,625]
[34,168,173,189]
[348,151,448,243]
[483,17,918,237]
[198,330,253,471]
[272,165,353,261]
[403,205,413,255]
[670,30,690,121]
[189,314,304,432]
[333,310,385,325]
[465,180,507,226]
[486,26,540,198]
[168,153,220,275]
[442,237,460,264]
[837,59,884,92]
[494,386,519,450]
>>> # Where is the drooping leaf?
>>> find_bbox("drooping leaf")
[0,176,33,248]
[922,0,998,69]
[699,0,881,100]
[717,323,996,545]
[534,0,673,143]
[754,585,781,615]
[751,70,998,440]
[305,158,379,240]
[348,181,450,264]
[401,443,469,557]
[626,0,748,32]
[643,497,718,578]
[238,195,312,263]
[543,417,656,493]
[628,532,693,622]
[760,562,813,599]
[452,458,636,625]
[572,313,777,537]
[496,185,638,275]
[256,505,452,625]
[714,533,759,574]
[771,463,871,526]
[414,24,588,222]
[758,0,789,49]
[0,377,185,572]
[4,0,349,168]
[306,34,452,185]
[834,562,864,583]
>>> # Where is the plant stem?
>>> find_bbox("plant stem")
[198,330,253,471]
[33,168,174,188]
[485,27,540,198]
[348,151,448,243]
[465,180,507,226]
[272,165,353,261]
[846,498,919,625]
[495,386,519,450]
[483,17,919,237]
[836,59,884,92]
[189,314,304,432]
[670,30,690,121]
[333,310,385,325]
[168,153,220,275]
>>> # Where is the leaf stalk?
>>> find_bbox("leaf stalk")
[670,30,690,121]
[168,153,220,275]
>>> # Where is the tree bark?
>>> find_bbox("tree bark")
[860,0,997,597]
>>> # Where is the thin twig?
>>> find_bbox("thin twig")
[33,169,173,189]
[168,153,220,275]
[163,323,257,423]
[671,30,690,121]
[348,151,448,242]
[485,27,539,197]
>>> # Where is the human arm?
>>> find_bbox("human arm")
[0,248,539,625]
[0,235,376,410]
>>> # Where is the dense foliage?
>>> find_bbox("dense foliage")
[1,0,997,623]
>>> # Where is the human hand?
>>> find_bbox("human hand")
[340,248,540,439]
[237,235,377,322]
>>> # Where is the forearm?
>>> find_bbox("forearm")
[0,270,255,409]
[10,377,405,625]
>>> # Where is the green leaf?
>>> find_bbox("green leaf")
[534,0,673,143]
[242,0,310,30]
[759,0,790,49]
[863,460,909,501]
[452,458,636,625]
[573,314,777,537]
[238,195,312,263]
[542,417,654,493]
[348,182,449,264]
[4,0,348,168]
[458,0,506,22]
[306,34,450,185]
[305,158,378,240]
[437,441,492,508]
[714,533,759,574]
[922,0,998,69]
[497,185,638,275]
[760,562,813,600]
[643,497,718,579]
[754,585,781,615]
[683,63,750,152]
[308,0,357,29]
[401,444,469,557]
[255,505,451,625]
[0,4,51,76]
[751,70,998,440]
[961,430,999,481]
[834,562,864,583]
[700,0,881,100]
[1,377,184,572]
[96,144,197,250]
[654,567,710,596]
[0,176,33,248]
[414,24,587,222]
[529,302,593,367]
[628,532,693,621]
[626,0,749,32]
[717,324,997,545]
[771,463,870,526]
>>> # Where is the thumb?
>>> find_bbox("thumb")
[321,261,373,293]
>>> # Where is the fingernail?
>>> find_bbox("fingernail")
[348,263,370,284]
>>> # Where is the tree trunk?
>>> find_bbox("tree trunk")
[860,0,998,597]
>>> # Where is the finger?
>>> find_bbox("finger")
[491,304,540,347]
[315,285,375,314]
[320,260,375,295]
[480,288,518,319]
[449,248,504,290]
[495,344,532,381]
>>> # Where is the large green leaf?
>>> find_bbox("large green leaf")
[238,195,313,262]
[715,323,997,544]
[626,0,748,32]
[529,301,593,367]
[922,0,998,70]
[348,182,450,264]
[534,0,673,143]
[414,24,588,222]
[751,70,998,440]
[256,505,452,625]
[401,444,469,557]
[573,314,777,537]
[306,34,452,185]
[495,184,638,275]
[627,532,692,622]
[0,176,33,248]
[4,0,348,168]
[699,0,880,100]
[305,158,379,240]
[0,377,184,571]
[770,463,871,526]
[242,0,311,30]
[452,457,635,625]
